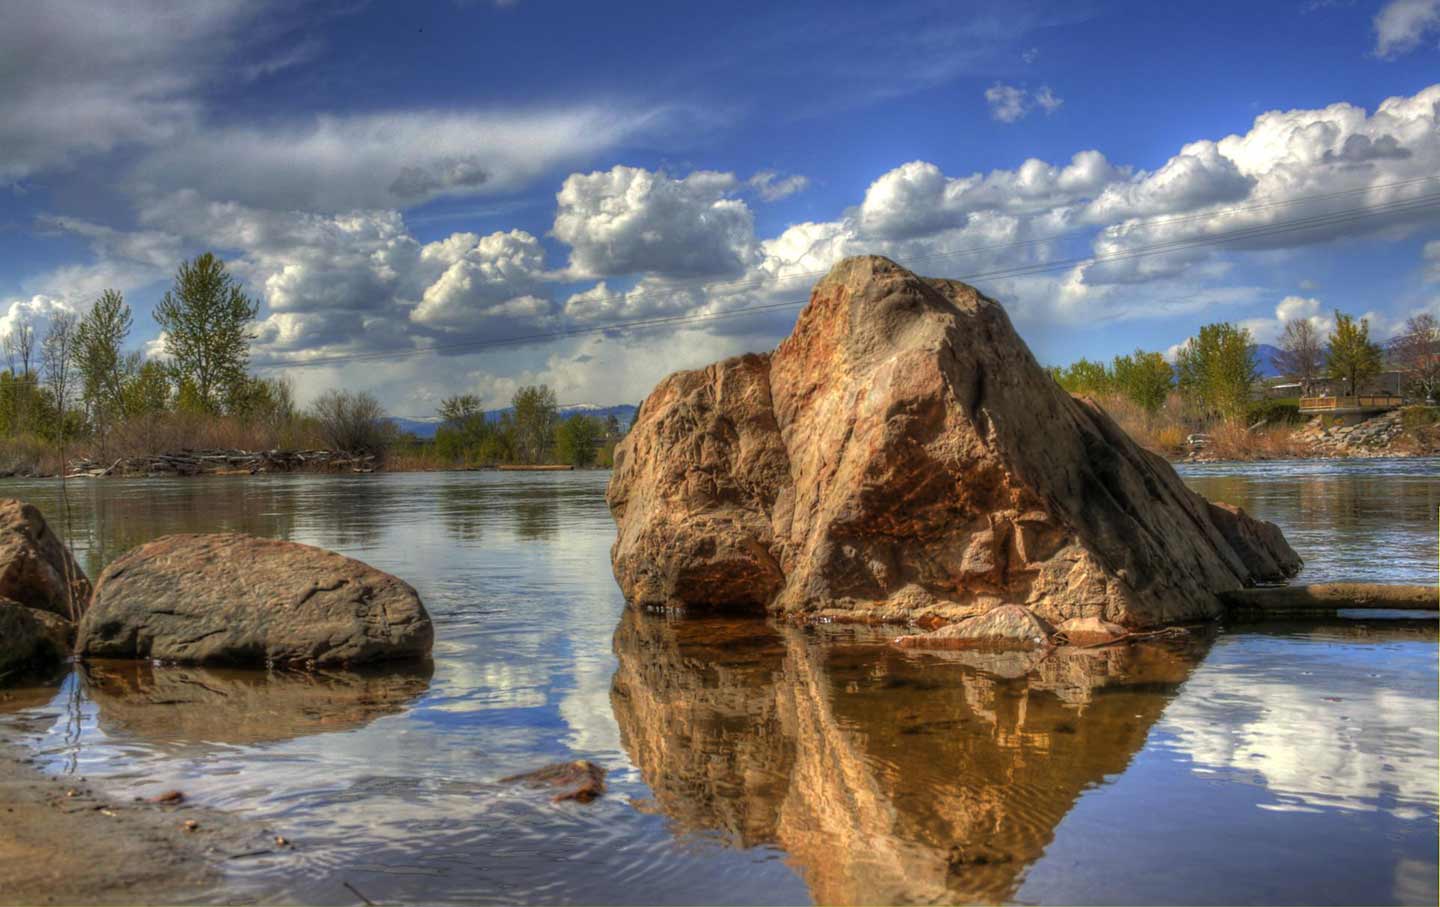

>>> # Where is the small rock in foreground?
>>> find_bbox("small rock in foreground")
[501,760,607,803]
[75,533,433,667]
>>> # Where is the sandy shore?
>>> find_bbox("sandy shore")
[0,736,289,905]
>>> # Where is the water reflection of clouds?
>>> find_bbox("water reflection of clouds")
[1157,634,1438,818]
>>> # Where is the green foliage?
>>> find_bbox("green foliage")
[74,289,134,423]
[1325,310,1383,394]
[227,375,296,426]
[119,359,172,418]
[1175,322,1259,423]
[1111,349,1173,413]
[155,253,258,414]
[511,385,557,464]
[554,414,603,467]
[1245,399,1302,426]
[1053,358,1114,396]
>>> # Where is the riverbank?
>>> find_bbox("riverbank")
[0,734,286,904]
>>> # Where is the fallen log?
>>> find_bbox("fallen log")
[1221,583,1436,614]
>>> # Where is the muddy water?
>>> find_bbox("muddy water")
[0,460,1435,905]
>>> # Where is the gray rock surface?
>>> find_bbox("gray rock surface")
[75,533,433,667]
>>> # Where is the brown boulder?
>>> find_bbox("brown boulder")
[501,760,607,803]
[0,499,90,619]
[607,256,1301,627]
[0,598,70,677]
[75,533,433,667]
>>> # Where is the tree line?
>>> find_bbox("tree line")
[1049,308,1438,425]
[433,386,623,468]
[1,253,391,465]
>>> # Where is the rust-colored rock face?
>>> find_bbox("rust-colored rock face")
[607,256,1301,628]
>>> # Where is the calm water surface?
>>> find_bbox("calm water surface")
[0,459,1435,905]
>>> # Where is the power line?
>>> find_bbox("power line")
[256,189,1440,371]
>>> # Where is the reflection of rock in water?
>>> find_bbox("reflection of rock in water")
[611,610,1212,905]
[83,660,432,746]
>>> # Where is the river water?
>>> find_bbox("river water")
[0,459,1435,905]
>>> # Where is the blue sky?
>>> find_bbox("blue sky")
[2,0,1439,415]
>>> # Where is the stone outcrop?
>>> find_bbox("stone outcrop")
[75,533,433,667]
[607,256,1301,628]
[0,499,90,619]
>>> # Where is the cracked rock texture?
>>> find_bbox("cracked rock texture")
[75,533,433,666]
[607,256,1301,627]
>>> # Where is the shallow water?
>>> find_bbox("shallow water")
[0,460,1435,905]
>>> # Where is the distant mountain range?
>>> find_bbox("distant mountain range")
[1255,343,1285,379]
[388,404,638,439]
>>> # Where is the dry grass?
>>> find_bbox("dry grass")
[1200,421,1308,461]
[1086,392,1309,462]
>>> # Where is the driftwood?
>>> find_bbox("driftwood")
[65,449,377,479]
[1221,583,1436,614]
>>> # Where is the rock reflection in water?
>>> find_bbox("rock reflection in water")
[82,660,432,746]
[610,610,1212,905]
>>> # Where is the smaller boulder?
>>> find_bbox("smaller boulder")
[501,760,607,803]
[75,533,433,667]
[0,598,70,679]
[1055,616,1128,646]
[894,605,1053,651]
[0,499,91,619]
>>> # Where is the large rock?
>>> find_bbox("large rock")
[75,533,433,667]
[0,499,91,619]
[607,256,1301,627]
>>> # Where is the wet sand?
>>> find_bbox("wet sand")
[0,738,286,905]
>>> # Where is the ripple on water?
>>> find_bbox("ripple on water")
[0,469,1434,905]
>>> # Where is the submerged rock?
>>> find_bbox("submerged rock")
[894,604,1052,650]
[607,256,1301,627]
[501,760,607,803]
[75,533,433,667]
[1055,615,1129,646]
[0,499,91,619]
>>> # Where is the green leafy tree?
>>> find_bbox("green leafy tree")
[1111,349,1173,413]
[1326,311,1384,396]
[511,385,557,464]
[120,358,173,418]
[74,289,133,417]
[1175,322,1259,423]
[155,253,258,414]
[554,414,603,467]
[1054,358,1114,396]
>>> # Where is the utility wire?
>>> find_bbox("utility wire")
[256,189,1440,371]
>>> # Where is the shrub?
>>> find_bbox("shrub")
[309,390,392,457]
